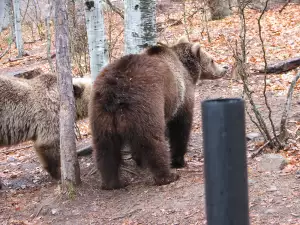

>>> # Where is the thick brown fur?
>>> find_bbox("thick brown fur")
[89,37,228,190]
[0,73,92,180]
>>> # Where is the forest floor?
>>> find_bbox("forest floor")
[1,3,300,225]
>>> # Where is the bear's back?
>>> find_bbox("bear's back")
[0,73,60,145]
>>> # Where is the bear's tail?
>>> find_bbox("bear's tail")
[100,75,130,114]
[91,74,134,137]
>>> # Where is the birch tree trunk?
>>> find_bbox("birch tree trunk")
[0,1,5,32]
[8,0,15,43]
[84,0,108,81]
[55,0,81,189]
[12,0,23,57]
[0,0,11,32]
[46,0,54,72]
[124,0,156,55]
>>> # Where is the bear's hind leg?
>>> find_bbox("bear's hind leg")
[94,133,124,190]
[167,108,193,168]
[34,142,61,179]
[131,134,179,186]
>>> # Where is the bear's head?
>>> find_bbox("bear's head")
[73,76,92,120]
[171,36,228,83]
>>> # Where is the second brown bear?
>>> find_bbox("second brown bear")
[89,37,228,190]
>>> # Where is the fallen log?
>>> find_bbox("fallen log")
[255,57,300,74]
[77,145,92,156]
[0,68,43,79]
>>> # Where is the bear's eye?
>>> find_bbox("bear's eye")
[211,59,214,63]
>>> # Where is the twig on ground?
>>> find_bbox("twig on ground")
[251,140,271,158]
[0,44,12,60]
[122,166,140,176]
[87,167,97,176]
[112,208,142,220]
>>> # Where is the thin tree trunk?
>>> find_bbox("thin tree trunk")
[0,1,5,32]
[46,0,54,72]
[12,0,23,57]
[8,0,15,44]
[124,0,156,54]
[85,0,108,81]
[55,0,81,189]
[0,0,11,32]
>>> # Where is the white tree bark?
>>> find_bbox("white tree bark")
[8,0,15,43]
[124,0,156,55]
[12,0,23,57]
[46,0,54,72]
[0,0,10,32]
[55,0,81,188]
[0,1,5,32]
[84,0,108,81]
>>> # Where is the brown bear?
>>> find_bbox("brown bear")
[89,37,228,190]
[0,73,92,180]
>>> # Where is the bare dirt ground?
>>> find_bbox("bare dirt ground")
[1,75,300,225]
[1,3,300,225]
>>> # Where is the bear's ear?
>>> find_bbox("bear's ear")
[191,43,200,57]
[73,84,83,98]
[177,36,189,44]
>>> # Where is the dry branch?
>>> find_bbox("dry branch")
[77,145,92,156]
[254,57,300,74]
[250,140,270,158]
[278,70,300,142]
[0,44,12,60]
[104,0,124,19]
[258,0,282,148]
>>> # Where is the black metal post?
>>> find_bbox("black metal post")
[201,98,249,225]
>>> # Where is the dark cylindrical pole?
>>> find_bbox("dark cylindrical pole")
[201,98,249,225]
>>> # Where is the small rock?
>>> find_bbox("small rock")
[265,208,277,214]
[21,185,26,189]
[33,179,40,184]
[51,208,58,215]
[248,179,256,185]
[258,154,287,171]
[246,132,262,141]
[7,156,17,162]
[267,186,277,192]
[10,173,17,179]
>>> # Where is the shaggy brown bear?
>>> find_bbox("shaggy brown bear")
[89,37,228,190]
[0,73,91,180]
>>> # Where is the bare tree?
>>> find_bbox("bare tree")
[124,0,156,54]
[12,0,24,57]
[54,0,81,191]
[85,0,109,81]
